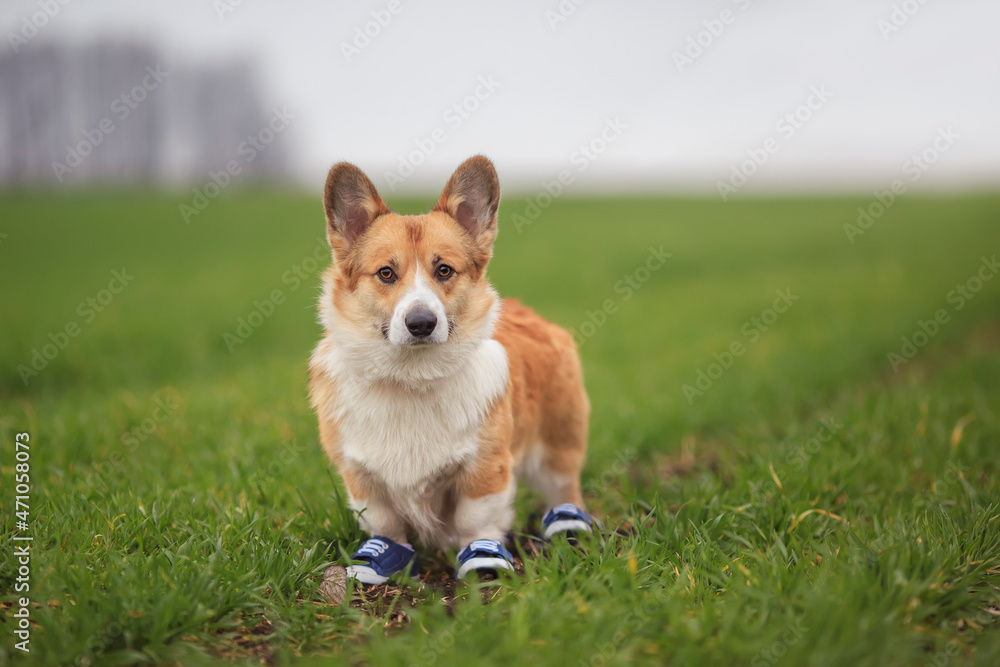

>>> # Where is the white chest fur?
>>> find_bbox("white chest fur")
[318,339,509,491]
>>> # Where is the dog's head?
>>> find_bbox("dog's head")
[318,156,501,368]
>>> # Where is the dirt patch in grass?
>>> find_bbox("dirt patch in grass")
[212,616,276,665]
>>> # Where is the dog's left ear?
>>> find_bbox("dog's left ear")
[434,156,500,246]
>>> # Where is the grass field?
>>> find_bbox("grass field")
[1,190,999,666]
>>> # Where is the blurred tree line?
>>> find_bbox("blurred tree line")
[0,41,290,187]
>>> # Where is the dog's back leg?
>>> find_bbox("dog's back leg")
[532,330,590,510]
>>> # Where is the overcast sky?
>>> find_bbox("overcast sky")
[5,0,1000,194]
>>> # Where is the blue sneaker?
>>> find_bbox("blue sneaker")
[346,536,419,585]
[455,539,514,580]
[542,503,597,540]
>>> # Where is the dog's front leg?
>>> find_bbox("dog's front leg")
[341,474,419,584]
[455,411,517,546]
[454,476,516,547]
[348,494,406,543]
[340,468,408,544]
[453,463,517,579]
[450,397,520,578]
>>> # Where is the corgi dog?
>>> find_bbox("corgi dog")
[309,156,595,582]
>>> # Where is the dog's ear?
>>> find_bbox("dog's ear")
[323,163,391,255]
[433,156,500,246]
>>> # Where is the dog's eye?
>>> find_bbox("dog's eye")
[377,267,396,282]
[436,264,453,279]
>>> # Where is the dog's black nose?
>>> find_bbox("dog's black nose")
[405,308,437,338]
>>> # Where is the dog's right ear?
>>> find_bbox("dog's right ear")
[323,163,390,256]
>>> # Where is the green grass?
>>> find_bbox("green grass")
[1,189,999,666]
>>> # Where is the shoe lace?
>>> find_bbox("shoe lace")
[553,503,580,514]
[356,539,389,559]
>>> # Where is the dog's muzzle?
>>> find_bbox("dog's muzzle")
[404,307,437,339]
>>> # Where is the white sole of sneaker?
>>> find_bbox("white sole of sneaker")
[456,556,513,580]
[345,564,390,585]
[543,519,592,539]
